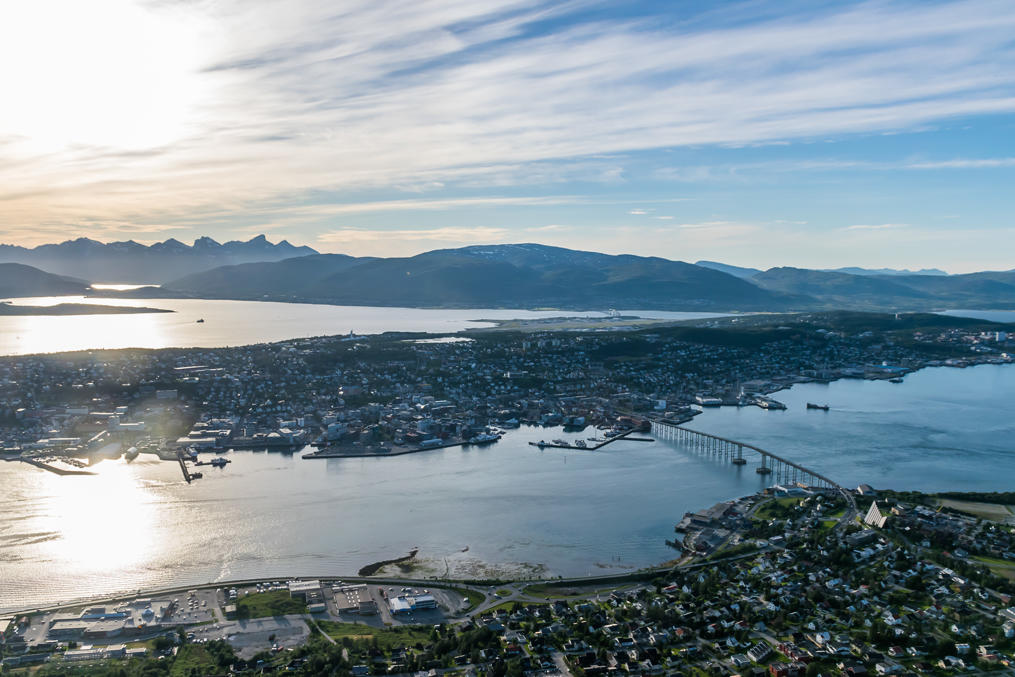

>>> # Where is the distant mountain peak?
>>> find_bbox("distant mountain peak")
[0,234,320,284]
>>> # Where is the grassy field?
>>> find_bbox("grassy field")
[316,621,433,650]
[972,554,1015,566]
[936,499,1015,523]
[235,590,307,618]
[447,586,485,610]
[170,644,228,676]
[754,497,803,521]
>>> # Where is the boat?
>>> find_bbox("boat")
[574,440,587,448]
[124,446,139,461]
[806,403,829,411]
[468,433,501,444]
[196,318,205,323]
[756,467,772,475]
[209,457,230,467]
[889,377,904,383]
[552,439,566,445]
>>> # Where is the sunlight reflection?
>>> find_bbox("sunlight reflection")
[15,313,168,354]
[34,461,160,572]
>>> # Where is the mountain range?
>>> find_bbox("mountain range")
[0,235,317,283]
[1,237,1013,312]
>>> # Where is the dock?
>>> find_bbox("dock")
[21,457,95,476]
[528,429,651,450]
[177,451,193,483]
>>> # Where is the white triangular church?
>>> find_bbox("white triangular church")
[864,500,889,528]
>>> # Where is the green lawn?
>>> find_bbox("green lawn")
[316,621,433,650]
[235,589,307,618]
[754,497,803,520]
[450,587,485,610]
[972,554,1014,566]
[170,644,228,676]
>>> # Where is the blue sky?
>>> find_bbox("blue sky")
[0,0,1014,272]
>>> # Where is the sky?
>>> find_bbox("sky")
[1,0,1014,272]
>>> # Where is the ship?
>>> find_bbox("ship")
[209,457,230,467]
[756,466,772,475]
[468,433,501,444]
[806,403,829,411]
[889,377,904,383]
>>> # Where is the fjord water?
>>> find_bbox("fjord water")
[1,363,1013,614]
[688,363,1015,491]
[0,296,721,355]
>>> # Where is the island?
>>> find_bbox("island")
[0,302,172,315]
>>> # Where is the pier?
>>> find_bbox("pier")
[528,429,650,450]
[21,457,95,476]
[651,420,848,500]
[177,450,193,483]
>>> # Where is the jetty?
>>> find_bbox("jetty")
[21,457,95,476]
[528,429,652,450]
[176,450,194,483]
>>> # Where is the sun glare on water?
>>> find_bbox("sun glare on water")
[33,461,161,573]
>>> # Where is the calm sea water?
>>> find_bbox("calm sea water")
[0,296,722,355]
[1,363,1012,613]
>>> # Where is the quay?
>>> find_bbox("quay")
[176,450,193,483]
[21,457,95,477]
[528,429,650,450]
[303,439,469,459]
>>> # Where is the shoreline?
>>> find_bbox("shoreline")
[2,358,1013,615]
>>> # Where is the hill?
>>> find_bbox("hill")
[752,267,1015,310]
[694,260,762,279]
[166,244,803,311]
[0,263,90,297]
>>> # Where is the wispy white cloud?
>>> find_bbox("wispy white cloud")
[319,226,509,245]
[907,158,1015,169]
[2,0,1015,237]
[844,223,908,231]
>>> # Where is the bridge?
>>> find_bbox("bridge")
[651,420,854,511]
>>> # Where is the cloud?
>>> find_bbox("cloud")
[843,223,908,230]
[3,0,1015,234]
[319,226,508,244]
[907,158,1015,169]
